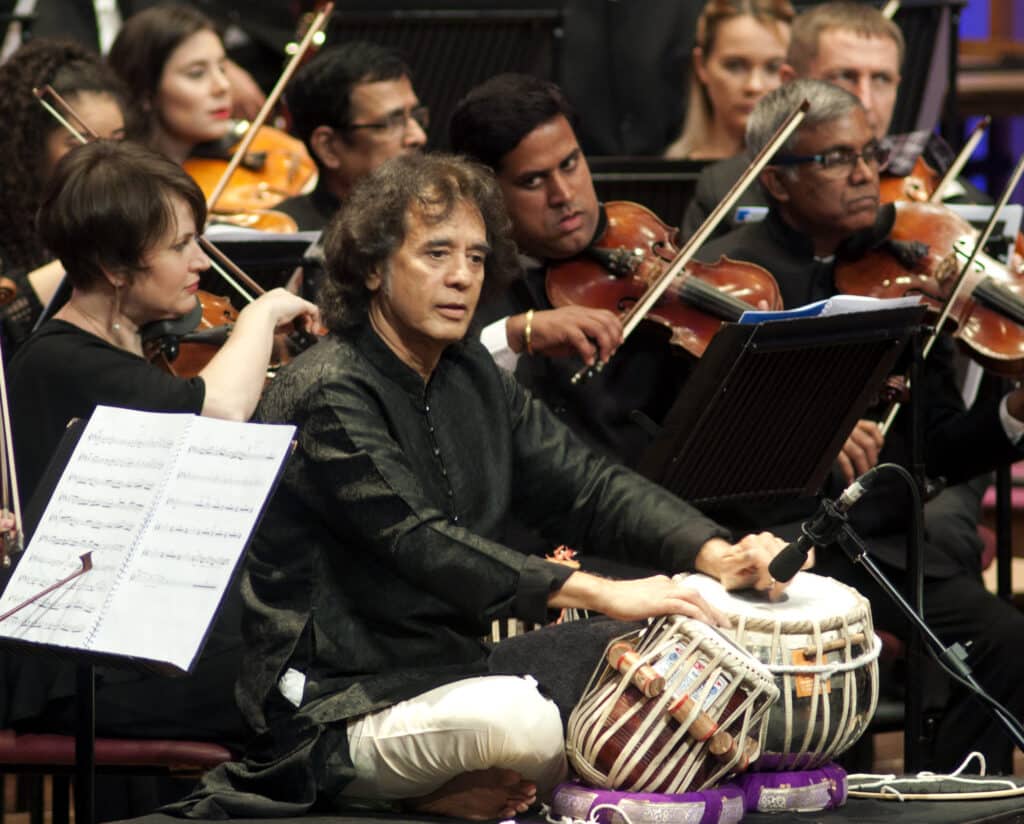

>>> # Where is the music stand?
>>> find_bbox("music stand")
[637,306,926,506]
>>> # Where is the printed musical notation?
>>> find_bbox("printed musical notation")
[0,406,294,672]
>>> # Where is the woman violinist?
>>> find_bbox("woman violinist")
[0,38,128,356]
[108,5,233,165]
[8,139,318,504]
[2,139,317,782]
[665,0,793,160]
[107,4,314,220]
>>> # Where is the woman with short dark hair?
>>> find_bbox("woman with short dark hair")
[1,139,318,777]
[10,139,319,504]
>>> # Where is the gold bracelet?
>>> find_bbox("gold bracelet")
[524,308,535,355]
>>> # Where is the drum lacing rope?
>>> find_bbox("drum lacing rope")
[847,752,1024,801]
[764,633,882,676]
[568,617,776,794]
[734,601,880,768]
[542,801,637,824]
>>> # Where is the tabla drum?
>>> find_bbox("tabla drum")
[680,571,881,770]
[567,616,779,795]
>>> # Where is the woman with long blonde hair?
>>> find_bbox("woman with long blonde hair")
[665,0,794,159]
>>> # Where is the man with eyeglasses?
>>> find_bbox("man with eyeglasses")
[696,79,1024,775]
[277,41,428,231]
[681,1,973,242]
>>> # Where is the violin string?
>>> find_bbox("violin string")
[973,279,1024,327]
[681,275,751,320]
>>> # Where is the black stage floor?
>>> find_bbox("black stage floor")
[114,795,1024,824]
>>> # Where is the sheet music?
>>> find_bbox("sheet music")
[0,406,294,672]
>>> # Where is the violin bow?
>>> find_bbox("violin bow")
[930,116,990,204]
[571,98,810,384]
[35,85,267,306]
[879,152,1024,436]
[203,2,334,217]
[0,338,23,567]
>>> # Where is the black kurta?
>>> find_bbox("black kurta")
[243,324,726,731]
[171,324,728,815]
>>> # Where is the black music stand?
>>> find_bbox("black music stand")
[639,305,934,764]
[638,306,926,506]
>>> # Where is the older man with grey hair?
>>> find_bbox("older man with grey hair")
[694,77,1024,774]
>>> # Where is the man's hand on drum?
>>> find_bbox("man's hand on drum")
[837,419,884,484]
[549,571,729,626]
[695,534,804,601]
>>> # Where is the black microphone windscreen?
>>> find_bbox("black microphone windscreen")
[768,541,807,583]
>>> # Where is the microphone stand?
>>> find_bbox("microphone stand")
[827,501,1024,758]
[906,325,927,770]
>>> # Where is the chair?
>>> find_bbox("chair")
[0,731,233,824]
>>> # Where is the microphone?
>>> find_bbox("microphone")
[768,467,880,583]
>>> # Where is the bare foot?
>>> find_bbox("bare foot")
[408,767,538,820]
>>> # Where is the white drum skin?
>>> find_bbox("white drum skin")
[680,571,881,770]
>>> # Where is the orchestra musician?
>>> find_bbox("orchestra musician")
[664,0,794,160]
[3,140,318,762]
[696,79,1024,773]
[169,152,789,821]
[681,0,971,240]
[450,73,695,464]
[0,38,128,356]
[107,4,234,166]
[105,2,314,226]
[277,41,428,232]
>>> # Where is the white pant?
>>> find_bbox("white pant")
[342,675,567,800]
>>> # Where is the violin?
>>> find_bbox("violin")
[142,290,237,377]
[835,200,1024,376]
[561,99,808,383]
[199,3,333,231]
[879,154,940,204]
[184,122,315,216]
[142,286,316,380]
[547,202,782,359]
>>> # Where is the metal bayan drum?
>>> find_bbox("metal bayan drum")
[567,616,779,794]
[682,571,881,770]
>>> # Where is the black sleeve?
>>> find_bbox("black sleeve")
[295,379,573,627]
[503,368,730,573]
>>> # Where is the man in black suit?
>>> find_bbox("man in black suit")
[697,78,1024,774]
[277,41,428,232]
